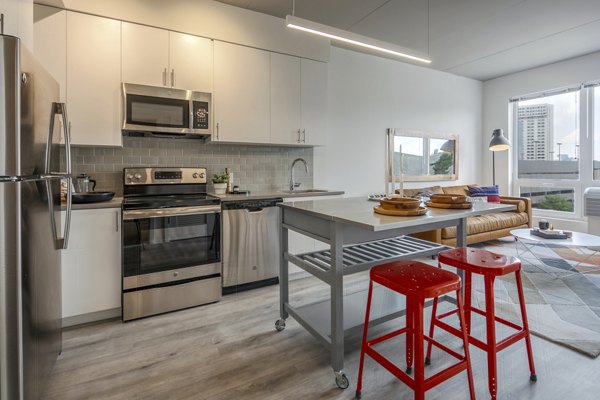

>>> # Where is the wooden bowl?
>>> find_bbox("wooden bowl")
[429,194,467,204]
[379,197,420,210]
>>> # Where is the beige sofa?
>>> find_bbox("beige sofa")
[402,184,532,246]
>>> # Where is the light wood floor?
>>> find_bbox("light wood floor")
[44,273,600,400]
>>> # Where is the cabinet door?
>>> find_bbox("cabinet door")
[34,5,67,143]
[270,53,302,145]
[34,5,66,103]
[301,59,328,146]
[61,209,121,319]
[122,22,169,87]
[169,32,213,92]
[213,41,270,143]
[66,12,122,146]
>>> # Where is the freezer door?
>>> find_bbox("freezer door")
[0,35,20,177]
[20,43,61,177]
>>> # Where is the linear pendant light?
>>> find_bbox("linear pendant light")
[285,15,431,64]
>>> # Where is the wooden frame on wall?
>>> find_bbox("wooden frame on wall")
[387,129,459,182]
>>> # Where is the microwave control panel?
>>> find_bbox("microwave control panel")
[193,101,209,130]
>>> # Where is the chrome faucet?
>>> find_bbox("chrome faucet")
[290,158,309,191]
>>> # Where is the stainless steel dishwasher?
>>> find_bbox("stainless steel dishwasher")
[221,198,282,294]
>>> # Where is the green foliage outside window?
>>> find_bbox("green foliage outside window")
[537,194,574,212]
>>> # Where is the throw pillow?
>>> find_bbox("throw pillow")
[468,185,501,203]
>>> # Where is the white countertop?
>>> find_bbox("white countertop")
[279,197,516,232]
[69,197,123,210]
[212,189,344,201]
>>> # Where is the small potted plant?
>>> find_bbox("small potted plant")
[212,172,228,194]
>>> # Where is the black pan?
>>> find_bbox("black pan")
[72,191,116,204]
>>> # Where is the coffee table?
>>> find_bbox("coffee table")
[510,228,600,277]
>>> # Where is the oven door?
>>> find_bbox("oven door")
[122,206,221,289]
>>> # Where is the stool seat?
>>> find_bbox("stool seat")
[371,261,461,298]
[438,247,520,276]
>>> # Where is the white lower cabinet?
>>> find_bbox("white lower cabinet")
[61,208,122,325]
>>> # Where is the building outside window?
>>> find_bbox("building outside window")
[511,85,589,218]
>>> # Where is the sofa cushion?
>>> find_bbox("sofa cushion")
[500,198,526,213]
[468,185,501,203]
[441,185,471,196]
[441,212,529,239]
[399,186,444,197]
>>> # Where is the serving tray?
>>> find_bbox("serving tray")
[374,205,427,216]
[425,201,472,209]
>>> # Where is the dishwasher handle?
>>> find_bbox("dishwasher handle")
[246,207,264,213]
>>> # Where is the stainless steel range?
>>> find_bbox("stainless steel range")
[121,167,221,321]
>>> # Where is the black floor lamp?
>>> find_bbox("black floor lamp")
[489,129,510,186]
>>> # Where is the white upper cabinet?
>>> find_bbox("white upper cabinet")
[122,23,213,92]
[169,32,213,92]
[301,59,328,146]
[270,53,302,145]
[269,54,328,146]
[34,5,66,103]
[122,22,169,87]
[213,41,270,143]
[66,12,122,147]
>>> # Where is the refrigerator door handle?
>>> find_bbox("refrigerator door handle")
[45,102,72,249]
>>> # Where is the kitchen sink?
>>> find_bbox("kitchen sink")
[280,189,330,194]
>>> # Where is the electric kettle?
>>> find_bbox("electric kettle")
[75,173,96,193]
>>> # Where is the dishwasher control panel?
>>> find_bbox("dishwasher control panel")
[221,198,282,210]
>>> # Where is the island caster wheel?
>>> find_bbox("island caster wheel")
[335,371,349,389]
[275,319,286,332]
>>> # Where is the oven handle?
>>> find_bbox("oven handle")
[123,205,221,220]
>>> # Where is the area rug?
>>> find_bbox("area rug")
[465,238,600,358]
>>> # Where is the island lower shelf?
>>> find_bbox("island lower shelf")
[285,235,448,281]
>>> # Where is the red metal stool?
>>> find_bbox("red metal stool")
[427,248,537,400]
[356,260,475,400]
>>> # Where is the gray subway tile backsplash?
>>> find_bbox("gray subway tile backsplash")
[65,136,313,195]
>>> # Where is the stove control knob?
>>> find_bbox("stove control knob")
[134,173,142,180]
[199,172,205,179]
[192,173,199,179]
[126,174,133,181]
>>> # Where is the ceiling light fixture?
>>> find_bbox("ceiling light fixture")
[285,15,432,64]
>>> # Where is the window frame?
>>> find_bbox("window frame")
[510,84,597,220]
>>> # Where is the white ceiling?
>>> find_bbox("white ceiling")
[215,0,600,81]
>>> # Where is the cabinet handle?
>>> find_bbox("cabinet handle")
[302,129,306,143]
[162,68,167,86]
[171,69,175,87]
[216,123,220,140]
[297,129,301,143]
[116,211,119,232]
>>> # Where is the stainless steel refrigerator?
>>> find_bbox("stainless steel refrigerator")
[0,34,72,400]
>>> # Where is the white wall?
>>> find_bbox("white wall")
[0,0,33,49]
[314,47,483,196]
[482,50,600,194]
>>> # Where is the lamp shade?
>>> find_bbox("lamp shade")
[440,140,454,153]
[489,129,510,151]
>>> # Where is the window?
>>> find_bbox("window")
[511,82,600,219]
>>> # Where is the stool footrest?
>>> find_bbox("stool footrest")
[365,345,469,392]
[368,326,408,347]
[434,306,529,352]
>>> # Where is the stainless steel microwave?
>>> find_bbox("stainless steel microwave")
[122,83,211,139]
